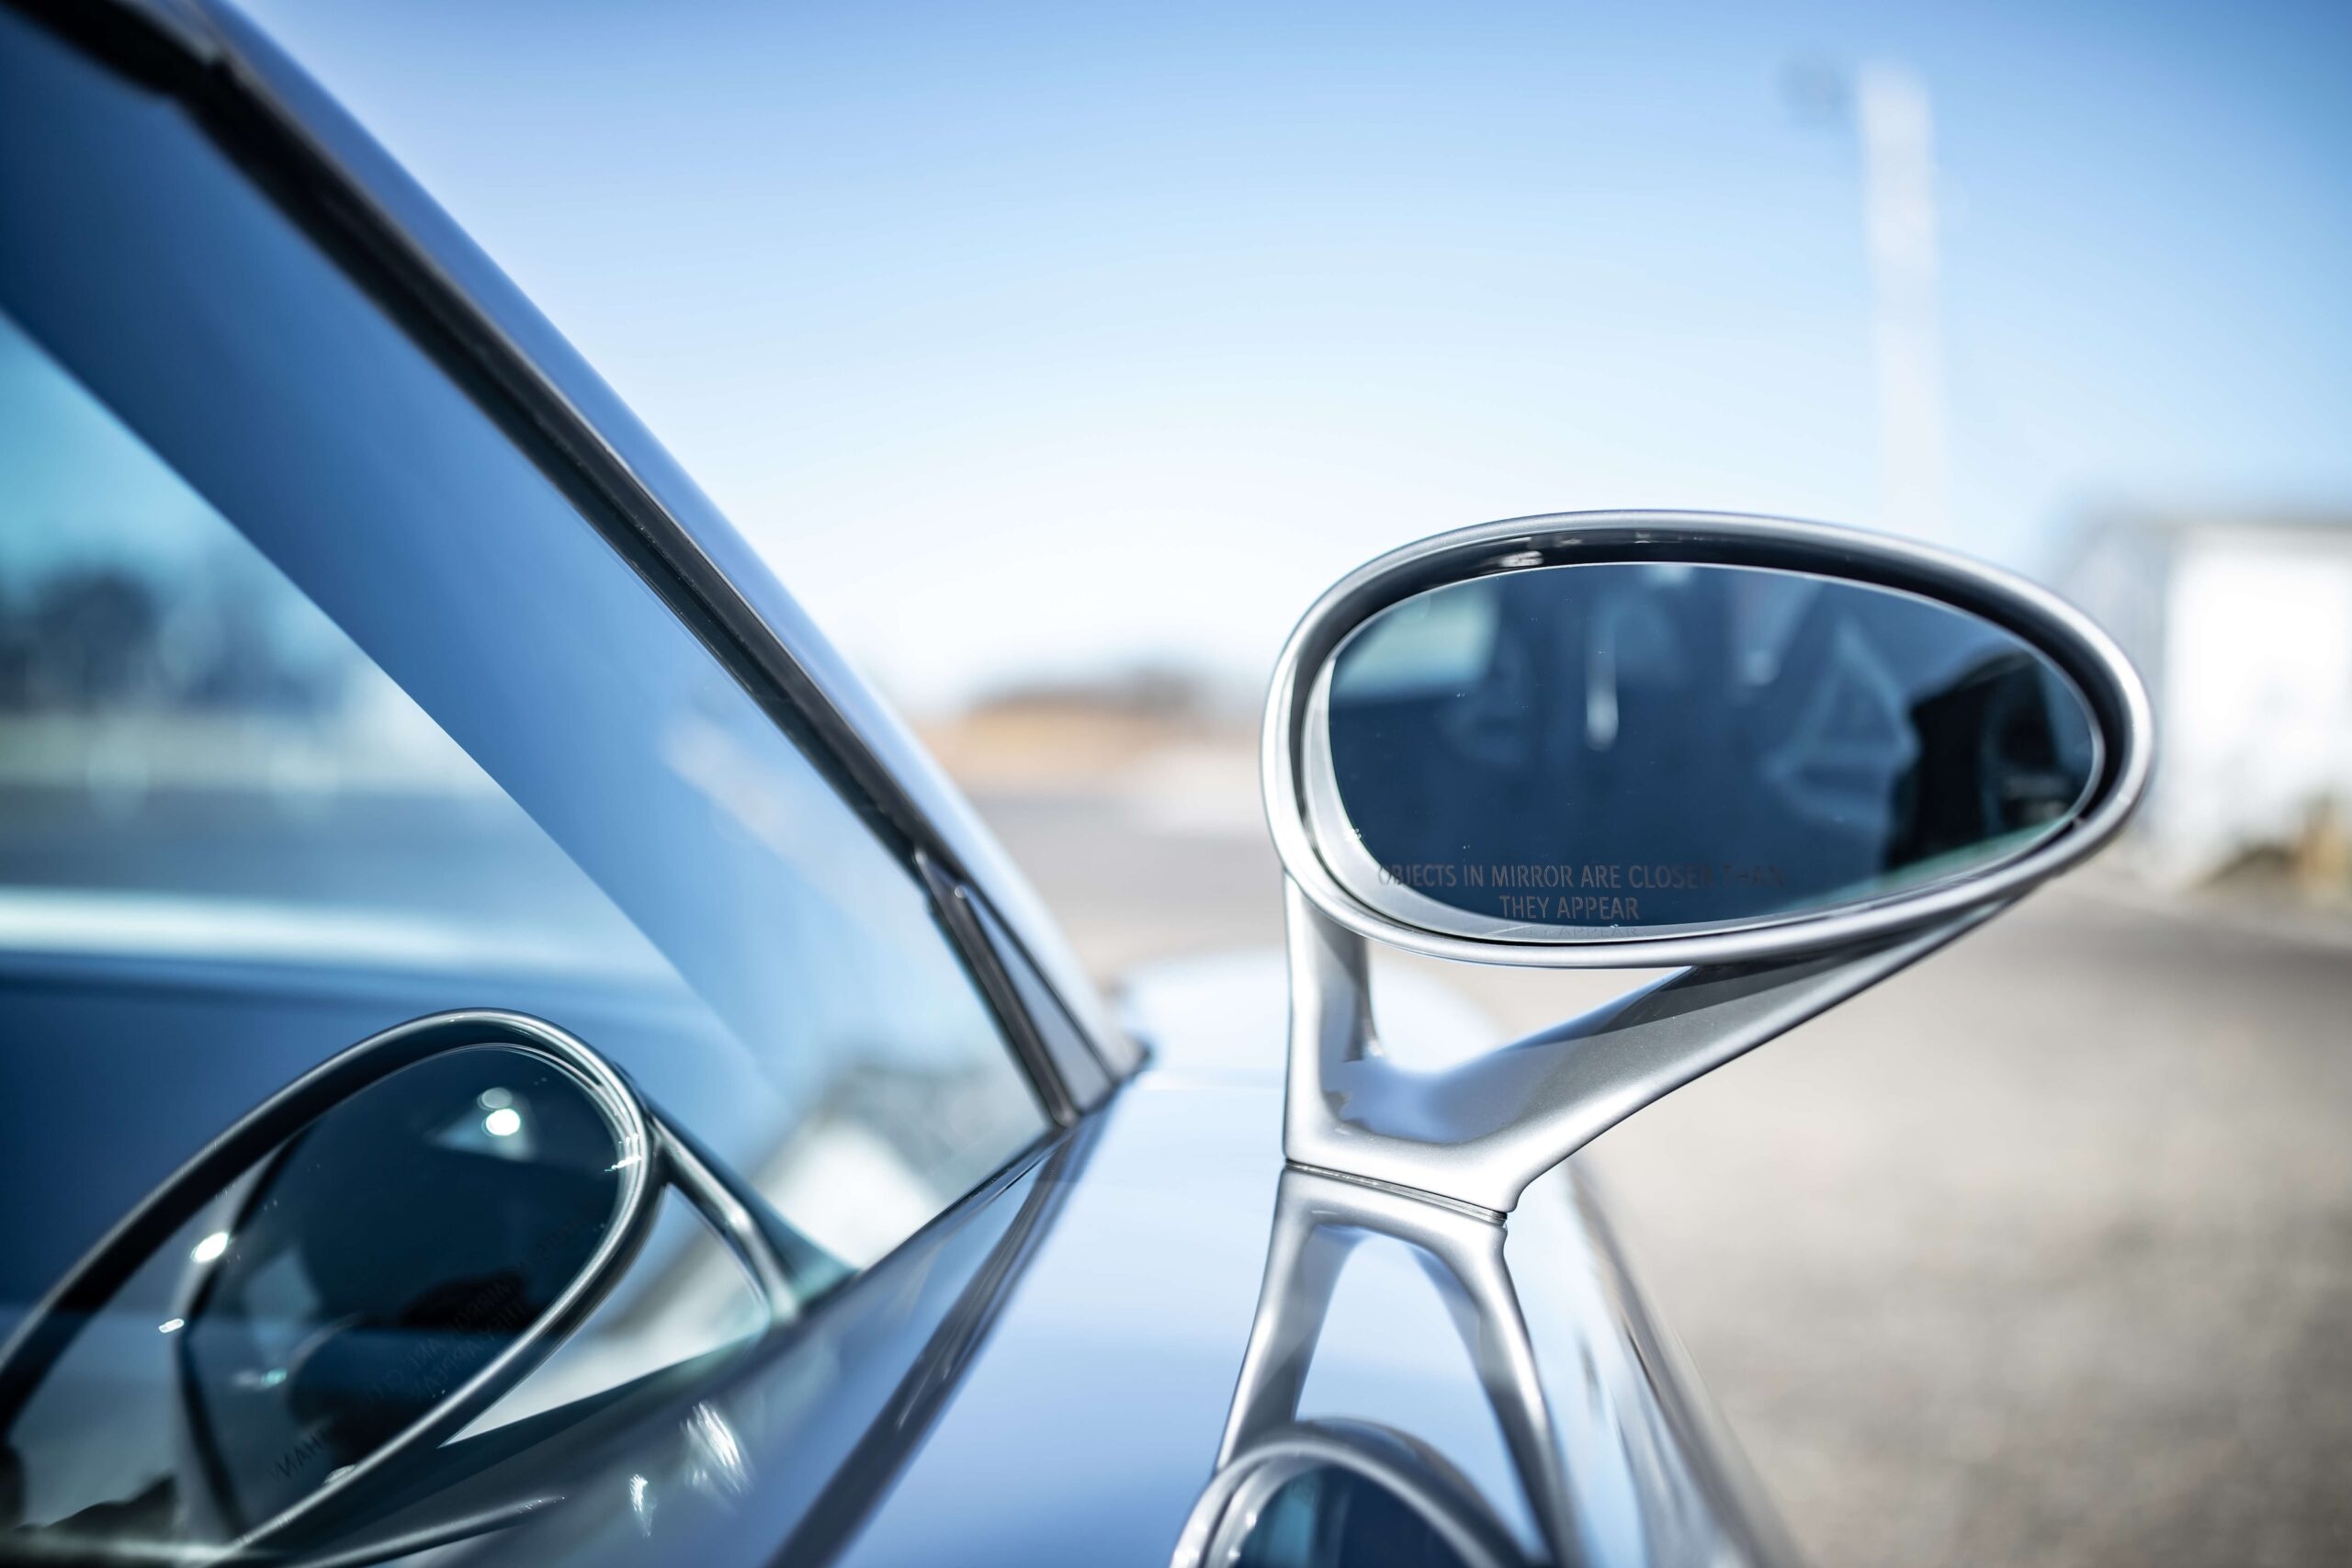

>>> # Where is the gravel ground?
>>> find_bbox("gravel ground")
[970,788,2352,1568]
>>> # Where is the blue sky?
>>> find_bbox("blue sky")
[240,0,2351,710]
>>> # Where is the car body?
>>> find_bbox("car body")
[0,5,1976,1565]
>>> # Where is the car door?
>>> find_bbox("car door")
[0,4,1127,1560]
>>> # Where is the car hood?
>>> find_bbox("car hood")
[791,950,1799,1568]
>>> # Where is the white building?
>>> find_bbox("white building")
[2054,513,2352,886]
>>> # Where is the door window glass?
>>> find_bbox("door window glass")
[0,304,1046,1315]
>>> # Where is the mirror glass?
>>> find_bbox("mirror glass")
[1,1044,631,1549]
[1317,562,2099,938]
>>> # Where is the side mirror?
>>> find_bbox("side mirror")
[1264,512,2151,1213]
[0,1011,804,1561]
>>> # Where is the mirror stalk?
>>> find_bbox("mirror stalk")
[1283,878,2005,1214]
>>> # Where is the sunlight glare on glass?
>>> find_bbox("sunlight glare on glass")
[190,1231,231,1264]
[483,1106,524,1138]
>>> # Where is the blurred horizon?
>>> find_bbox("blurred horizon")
[239,0,2352,716]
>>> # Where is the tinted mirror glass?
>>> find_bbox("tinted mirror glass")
[1316,563,2099,939]
[0,1045,633,1551]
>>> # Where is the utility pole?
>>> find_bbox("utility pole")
[1855,63,1949,545]
[1785,60,1951,544]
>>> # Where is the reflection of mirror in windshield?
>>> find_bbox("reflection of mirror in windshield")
[0,1045,626,1551]
[1324,563,2098,934]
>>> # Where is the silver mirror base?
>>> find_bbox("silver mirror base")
[1282,877,2000,1215]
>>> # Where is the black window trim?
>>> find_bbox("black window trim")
[917,854,1080,1128]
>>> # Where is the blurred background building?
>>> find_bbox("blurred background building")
[2058,510,2352,900]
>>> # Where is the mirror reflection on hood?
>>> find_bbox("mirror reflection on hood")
[1178,1168,1566,1568]
[1232,1456,1498,1568]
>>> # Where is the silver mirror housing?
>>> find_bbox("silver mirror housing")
[1261,513,2153,1213]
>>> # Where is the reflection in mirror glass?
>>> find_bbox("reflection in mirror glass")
[1322,563,2099,937]
[458,1186,767,1439]
[1235,1466,1483,1568]
[1,1045,628,1552]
